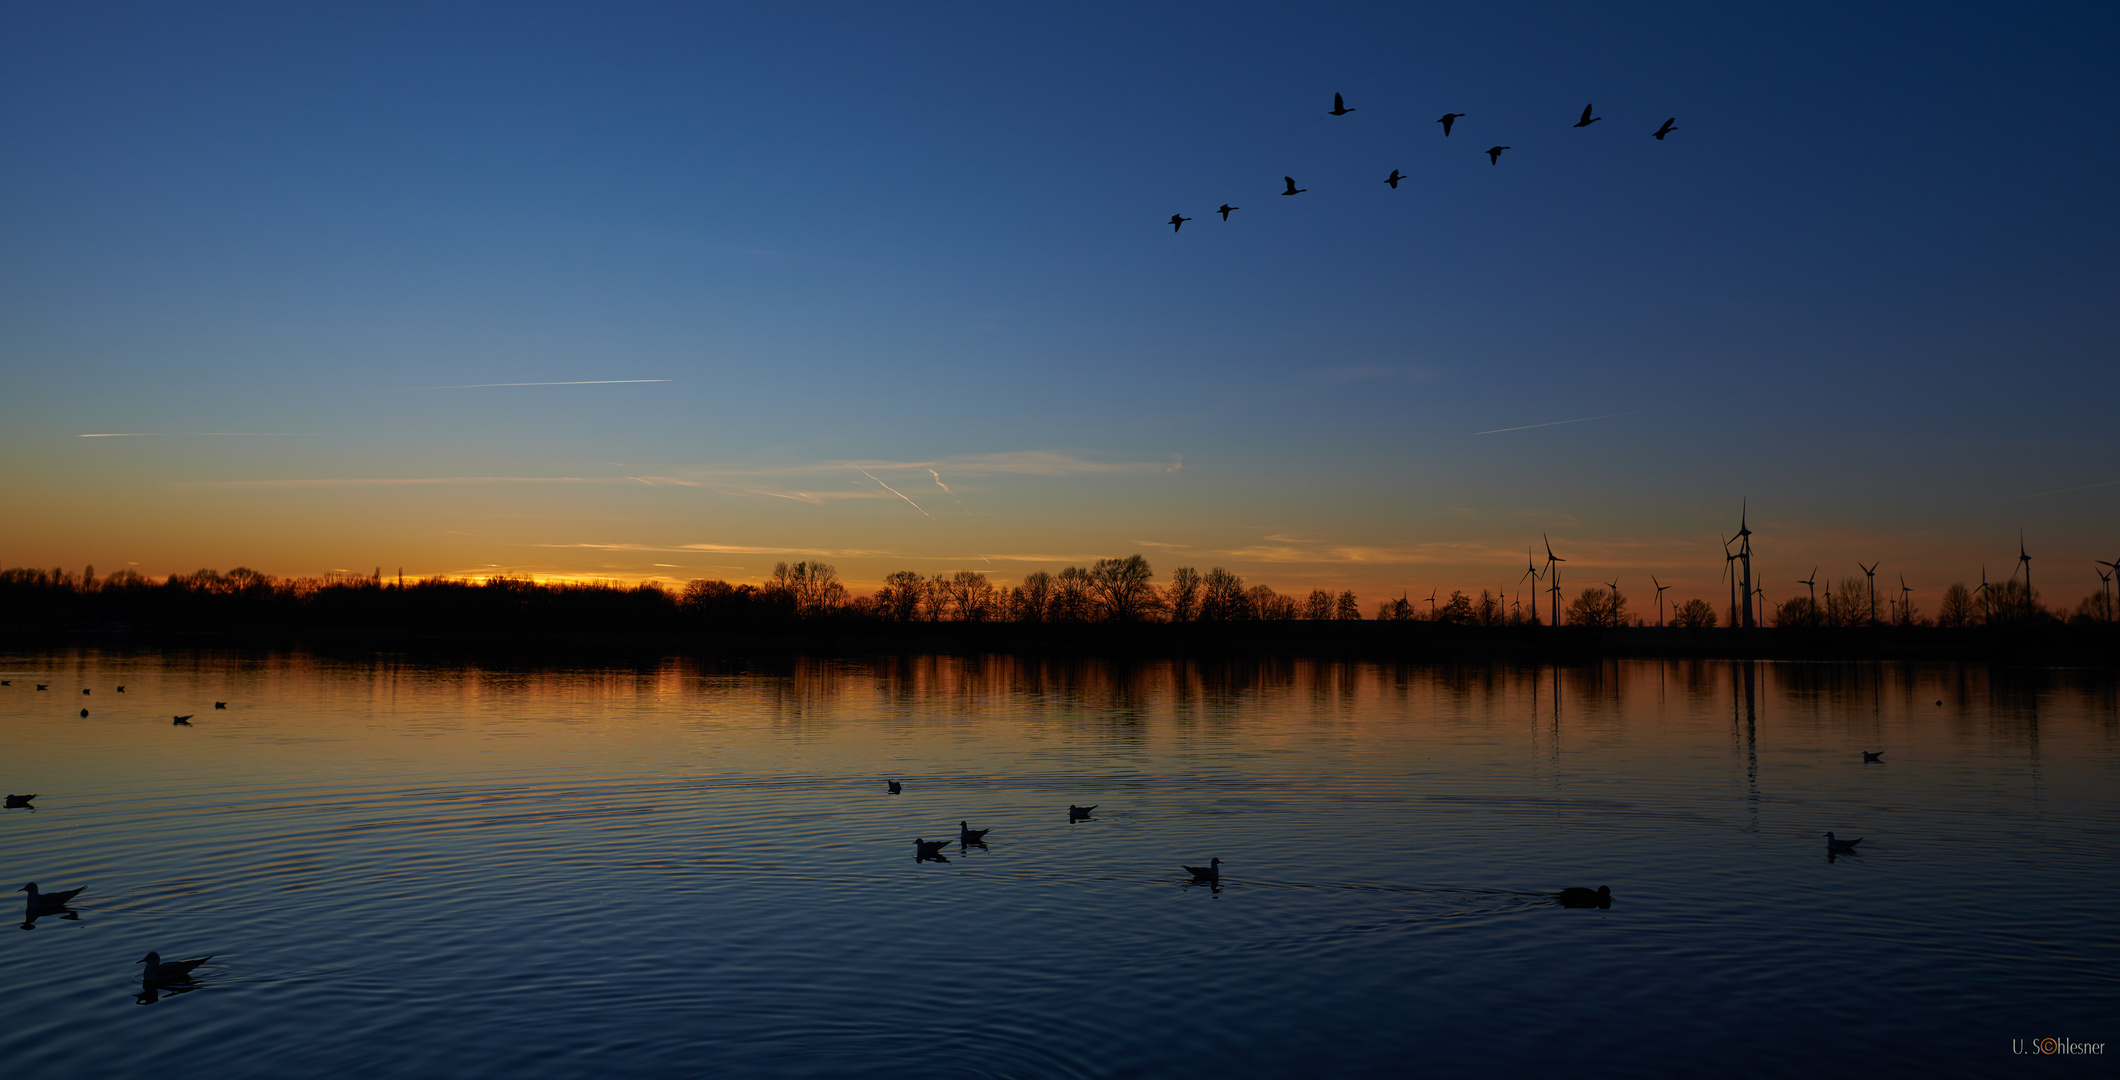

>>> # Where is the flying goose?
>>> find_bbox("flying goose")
[1169,214,1191,232]
[1486,146,1510,164]
[1329,92,1354,116]
[1384,169,1406,189]
[1573,103,1601,127]
[1437,112,1465,136]
[1653,117,1676,140]
[1282,176,1306,196]
[1217,204,1238,220]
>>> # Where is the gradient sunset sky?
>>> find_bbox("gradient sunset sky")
[3,2,2115,611]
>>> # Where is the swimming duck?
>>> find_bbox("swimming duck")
[139,951,213,985]
[1824,832,1863,852]
[1557,885,1611,908]
[21,882,86,912]
[1182,858,1221,884]
[1067,804,1096,820]
[959,821,990,844]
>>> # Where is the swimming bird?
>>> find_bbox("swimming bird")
[959,821,991,844]
[79,708,88,718]
[4,794,35,808]
[914,838,951,859]
[139,952,212,985]
[1573,103,1601,127]
[1,680,9,685]
[82,688,90,695]
[1438,112,1465,136]
[116,686,124,692]
[1862,751,1883,763]
[1557,885,1611,908]
[1329,92,1354,116]
[36,684,48,690]
[1217,204,1237,220]
[1068,804,1096,820]
[1384,169,1406,189]
[1282,176,1306,196]
[886,780,902,794]
[1653,117,1676,140]
[1169,213,1190,232]
[214,702,226,709]
[1486,146,1509,164]
[173,715,192,726]
[1182,858,1221,884]
[1824,832,1863,852]
[21,883,86,912]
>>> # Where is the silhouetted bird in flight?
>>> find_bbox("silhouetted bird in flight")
[4,794,35,809]
[1653,117,1676,140]
[139,952,212,986]
[215,702,227,709]
[1438,112,1465,135]
[1824,832,1863,852]
[1329,92,1354,115]
[22,882,86,913]
[1217,204,1237,220]
[1282,176,1306,195]
[1557,885,1611,908]
[1182,858,1221,884]
[1169,213,1191,232]
[886,780,902,794]
[1068,804,1096,820]
[1574,103,1601,127]
[1384,169,1406,189]
[1862,751,1883,763]
[1486,146,1510,164]
[173,715,192,726]
[959,821,991,845]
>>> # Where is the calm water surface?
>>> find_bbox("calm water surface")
[2,650,2115,1077]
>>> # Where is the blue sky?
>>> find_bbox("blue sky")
[3,1,2116,608]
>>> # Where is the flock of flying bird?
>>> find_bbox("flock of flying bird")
[1166,93,1679,232]
[6,680,233,996]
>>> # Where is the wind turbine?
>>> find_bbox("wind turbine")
[1798,568,1819,626]
[1604,575,1622,627]
[1859,562,1879,625]
[1720,535,1737,627]
[1975,565,1992,623]
[1734,503,1756,629]
[1652,575,1671,627]
[1544,535,1565,628]
[1426,587,1438,619]
[2098,556,2118,623]
[1899,574,1912,627]
[1520,549,1543,625]
[2018,531,2034,618]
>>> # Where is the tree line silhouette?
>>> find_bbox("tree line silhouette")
[1,557,2110,645]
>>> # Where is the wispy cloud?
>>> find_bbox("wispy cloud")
[79,432,301,437]
[396,379,672,390]
[1474,405,1683,435]
[2019,478,2120,499]
[189,476,635,488]
[539,542,896,557]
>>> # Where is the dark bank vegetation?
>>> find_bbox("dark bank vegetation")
[1,558,2113,662]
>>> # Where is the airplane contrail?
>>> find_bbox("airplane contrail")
[861,470,933,519]
[399,379,673,390]
[929,469,953,494]
[1474,406,1677,435]
[2019,478,2120,499]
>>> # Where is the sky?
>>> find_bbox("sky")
[2,1,2116,613]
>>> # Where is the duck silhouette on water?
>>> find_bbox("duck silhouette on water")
[958,821,991,846]
[21,882,86,915]
[173,715,193,726]
[1824,832,1864,857]
[139,951,213,986]
[1067,804,1096,821]
[4,794,36,809]
[885,780,902,794]
[1182,858,1221,885]
[1557,886,1611,909]
[914,838,951,862]
[1862,751,1883,763]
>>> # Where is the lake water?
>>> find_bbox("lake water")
[2,649,2115,1077]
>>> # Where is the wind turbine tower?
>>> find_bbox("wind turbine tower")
[1544,535,1565,628]
[1652,575,1671,627]
[1734,504,1756,629]
[1859,562,1880,625]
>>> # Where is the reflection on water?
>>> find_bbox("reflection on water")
[0,649,2115,1077]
